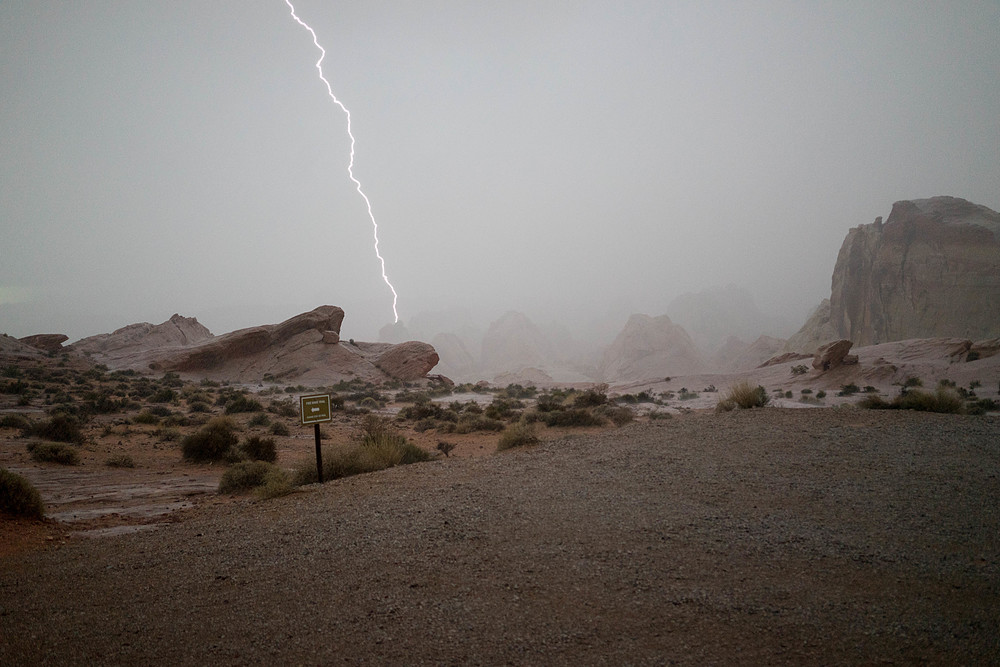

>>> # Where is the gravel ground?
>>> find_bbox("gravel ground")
[2,408,998,665]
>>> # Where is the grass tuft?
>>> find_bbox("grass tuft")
[27,441,80,465]
[181,416,239,462]
[496,422,540,451]
[717,381,770,412]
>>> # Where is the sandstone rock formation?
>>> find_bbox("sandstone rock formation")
[598,314,704,382]
[827,197,1000,346]
[812,339,857,371]
[18,334,69,353]
[71,313,213,364]
[374,341,439,381]
[69,306,439,384]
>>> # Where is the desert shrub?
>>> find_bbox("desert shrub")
[269,421,290,436]
[105,454,135,468]
[248,413,271,427]
[30,414,84,444]
[596,405,635,426]
[149,387,177,403]
[573,390,607,408]
[219,461,290,496]
[133,410,160,425]
[678,388,699,400]
[484,398,524,420]
[0,468,44,519]
[156,426,182,442]
[647,410,672,420]
[858,387,965,414]
[534,394,564,413]
[801,388,813,395]
[863,386,878,394]
[27,441,80,465]
[225,395,263,414]
[966,398,999,415]
[269,400,298,418]
[816,390,827,399]
[181,416,239,462]
[0,414,31,431]
[496,422,540,451]
[294,422,431,486]
[790,364,809,376]
[241,435,278,463]
[453,414,505,433]
[436,441,456,457]
[542,409,604,427]
[966,351,980,362]
[838,384,860,396]
[359,397,380,410]
[784,391,793,399]
[399,402,449,421]
[718,381,770,411]
[187,400,211,414]
[903,376,924,388]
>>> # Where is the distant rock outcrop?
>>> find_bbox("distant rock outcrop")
[70,306,439,384]
[714,335,787,371]
[828,197,1000,346]
[667,285,777,353]
[598,314,704,382]
[480,311,554,379]
[431,333,479,383]
[19,334,69,353]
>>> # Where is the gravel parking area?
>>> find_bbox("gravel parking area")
[2,408,998,665]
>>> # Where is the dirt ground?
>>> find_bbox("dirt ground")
[2,408,998,665]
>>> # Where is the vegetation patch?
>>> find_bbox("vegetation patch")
[241,435,278,463]
[716,381,770,412]
[858,387,965,414]
[219,461,291,498]
[29,413,84,444]
[496,422,540,451]
[0,468,45,519]
[294,416,431,485]
[27,441,81,465]
[181,416,240,462]
[105,454,135,468]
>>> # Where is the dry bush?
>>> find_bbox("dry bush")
[717,381,770,412]
[496,422,540,452]
[0,467,45,519]
[181,416,239,462]
[219,461,291,498]
[27,442,80,465]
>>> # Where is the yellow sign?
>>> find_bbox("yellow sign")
[300,394,333,425]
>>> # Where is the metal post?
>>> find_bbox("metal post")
[314,422,323,483]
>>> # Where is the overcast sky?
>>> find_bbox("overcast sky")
[2,1,998,344]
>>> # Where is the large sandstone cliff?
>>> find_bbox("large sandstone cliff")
[790,197,1000,350]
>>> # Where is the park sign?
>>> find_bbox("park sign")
[300,393,333,425]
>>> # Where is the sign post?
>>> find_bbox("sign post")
[300,394,333,483]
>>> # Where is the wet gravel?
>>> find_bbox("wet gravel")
[2,408,998,665]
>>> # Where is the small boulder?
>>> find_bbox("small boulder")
[375,341,439,381]
[813,339,855,371]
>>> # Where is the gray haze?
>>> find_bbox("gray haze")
[3,1,998,345]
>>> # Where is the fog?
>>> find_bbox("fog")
[3,1,999,347]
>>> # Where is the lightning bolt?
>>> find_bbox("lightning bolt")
[284,0,400,323]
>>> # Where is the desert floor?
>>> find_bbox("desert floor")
[2,407,998,665]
